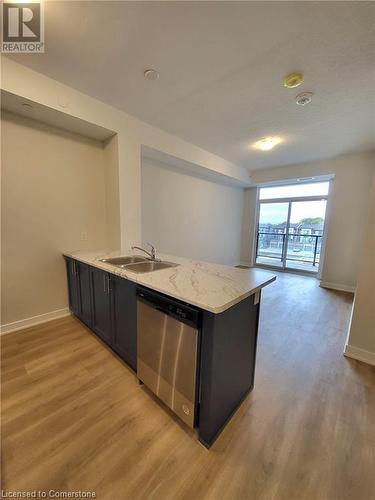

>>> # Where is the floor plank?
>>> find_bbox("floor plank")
[1,272,374,500]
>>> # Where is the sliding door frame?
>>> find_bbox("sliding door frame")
[254,193,329,274]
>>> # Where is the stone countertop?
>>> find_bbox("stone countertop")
[63,250,276,314]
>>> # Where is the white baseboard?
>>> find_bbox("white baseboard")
[320,281,356,293]
[344,344,375,366]
[0,308,71,335]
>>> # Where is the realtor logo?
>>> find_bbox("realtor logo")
[2,2,44,53]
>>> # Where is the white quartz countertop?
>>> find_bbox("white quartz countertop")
[63,250,276,314]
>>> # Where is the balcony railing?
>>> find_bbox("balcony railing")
[256,231,323,267]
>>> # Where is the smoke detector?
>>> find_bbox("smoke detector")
[144,69,159,81]
[296,92,313,106]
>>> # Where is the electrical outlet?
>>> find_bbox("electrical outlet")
[80,231,88,241]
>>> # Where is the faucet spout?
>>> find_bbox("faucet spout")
[131,243,157,261]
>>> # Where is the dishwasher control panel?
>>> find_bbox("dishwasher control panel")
[137,287,200,328]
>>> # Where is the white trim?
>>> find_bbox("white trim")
[256,174,334,188]
[319,281,356,293]
[317,179,333,279]
[236,261,252,268]
[259,195,328,203]
[0,308,71,335]
[344,345,375,366]
[250,187,260,266]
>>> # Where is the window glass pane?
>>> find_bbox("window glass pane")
[258,202,288,228]
[259,182,329,200]
[256,202,289,268]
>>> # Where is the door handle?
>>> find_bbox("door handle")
[103,274,111,294]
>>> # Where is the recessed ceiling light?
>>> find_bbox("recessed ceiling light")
[283,72,303,89]
[144,69,159,81]
[296,92,313,106]
[252,136,283,151]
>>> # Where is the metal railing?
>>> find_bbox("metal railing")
[256,231,322,267]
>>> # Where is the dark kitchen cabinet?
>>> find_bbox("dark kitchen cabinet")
[76,261,92,327]
[90,266,113,346]
[65,258,92,327]
[65,256,266,447]
[112,276,137,370]
[65,257,138,372]
[198,293,261,448]
[66,258,80,316]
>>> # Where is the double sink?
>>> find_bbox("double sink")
[99,255,178,274]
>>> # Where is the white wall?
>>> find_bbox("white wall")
[1,58,252,329]
[245,152,375,289]
[1,111,108,327]
[141,158,244,265]
[104,134,121,250]
[345,172,375,364]
[1,58,251,255]
[240,188,258,265]
[2,59,373,330]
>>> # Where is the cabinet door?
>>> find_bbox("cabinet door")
[112,276,137,370]
[76,261,92,327]
[66,258,80,316]
[198,294,261,448]
[90,267,113,345]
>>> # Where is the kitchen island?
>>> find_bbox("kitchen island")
[63,250,276,447]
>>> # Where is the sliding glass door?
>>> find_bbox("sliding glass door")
[255,182,329,273]
[256,202,289,268]
[285,200,326,271]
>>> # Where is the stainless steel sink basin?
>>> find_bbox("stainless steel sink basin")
[99,256,147,266]
[99,256,178,273]
[125,261,179,273]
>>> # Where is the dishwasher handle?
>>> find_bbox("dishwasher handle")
[137,287,200,329]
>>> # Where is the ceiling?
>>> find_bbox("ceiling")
[7,1,375,171]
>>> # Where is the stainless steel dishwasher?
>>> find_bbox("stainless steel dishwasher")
[137,287,200,428]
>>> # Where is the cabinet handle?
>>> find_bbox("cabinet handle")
[103,274,107,293]
[107,275,111,293]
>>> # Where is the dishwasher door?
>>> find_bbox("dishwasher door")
[137,297,199,428]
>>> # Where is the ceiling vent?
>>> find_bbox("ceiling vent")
[144,69,159,81]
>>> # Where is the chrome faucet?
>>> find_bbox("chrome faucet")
[131,243,157,261]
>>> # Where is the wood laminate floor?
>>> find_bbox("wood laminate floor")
[1,273,375,500]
